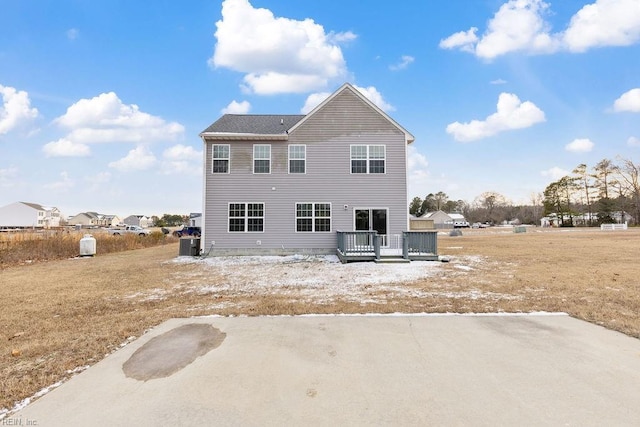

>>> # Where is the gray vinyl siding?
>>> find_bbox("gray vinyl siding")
[202,88,409,253]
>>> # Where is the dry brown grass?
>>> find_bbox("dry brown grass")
[0,230,175,268]
[1,227,639,413]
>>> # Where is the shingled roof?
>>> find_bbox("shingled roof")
[201,114,306,135]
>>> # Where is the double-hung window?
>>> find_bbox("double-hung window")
[288,145,306,174]
[212,144,230,173]
[228,203,264,232]
[253,145,271,174]
[350,145,386,174]
[296,203,331,232]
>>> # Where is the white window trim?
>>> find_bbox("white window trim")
[353,207,390,247]
[212,144,230,174]
[294,202,332,233]
[253,144,271,174]
[227,202,265,233]
[349,144,386,174]
[288,144,306,174]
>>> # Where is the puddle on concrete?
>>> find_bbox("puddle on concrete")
[123,323,226,381]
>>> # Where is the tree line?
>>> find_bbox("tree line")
[409,191,544,225]
[543,158,640,226]
[411,157,639,227]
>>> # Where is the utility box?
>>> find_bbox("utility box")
[79,234,96,257]
[179,238,201,256]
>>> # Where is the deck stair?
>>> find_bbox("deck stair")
[374,256,411,264]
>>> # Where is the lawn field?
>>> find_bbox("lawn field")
[1,226,639,414]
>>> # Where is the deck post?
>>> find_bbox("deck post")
[402,231,409,259]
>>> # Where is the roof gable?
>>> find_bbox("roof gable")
[287,83,415,144]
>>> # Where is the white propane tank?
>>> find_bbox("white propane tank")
[79,234,97,257]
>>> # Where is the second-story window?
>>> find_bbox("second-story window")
[289,145,306,174]
[253,144,271,174]
[351,145,385,174]
[212,144,230,173]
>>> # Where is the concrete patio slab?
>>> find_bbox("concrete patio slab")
[7,314,640,426]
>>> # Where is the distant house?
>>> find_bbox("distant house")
[423,210,454,229]
[68,212,100,227]
[420,211,468,229]
[0,201,63,228]
[68,212,122,227]
[189,213,202,228]
[102,214,122,227]
[123,215,152,228]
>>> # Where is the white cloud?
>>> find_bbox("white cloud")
[44,92,184,157]
[439,28,479,53]
[66,28,79,40]
[161,145,202,175]
[354,86,394,112]
[85,172,112,192]
[441,0,558,60]
[440,0,640,59]
[0,84,39,135]
[210,0,351,94]
[55,92,183,133]
[613,88,640,112]
[541,167,570,180]
[628,136,640,146]
[301,92,332,114]
[163,144,202,161]
[446,93,546,142]
[0,165,18,187]
[563,0,640,52]
[389,55,415,71]
[491,79,508,85]
[407,146,429,179]
[42,138,90,157]
[86,171,111,184]
[301,85,394,114]
[43,171,75,191]
[108,146,157,172]
[407,145,431,200]
[565,138,595,152]
[221,100,251,114]
[328,31,357,44]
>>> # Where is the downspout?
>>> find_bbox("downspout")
[200,135,208,255]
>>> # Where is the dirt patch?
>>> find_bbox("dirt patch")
[2,227,640,415]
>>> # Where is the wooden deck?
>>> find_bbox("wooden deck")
[336,231,438,263]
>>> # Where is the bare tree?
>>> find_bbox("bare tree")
[593,158,616,199]
[616,157,640,224]
[529,192,543,223]
[475,191,507,224]
[572,164,595,225]
[434,191,448,210]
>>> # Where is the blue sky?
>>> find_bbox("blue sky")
[1,0,639,217]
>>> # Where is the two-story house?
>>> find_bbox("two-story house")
[199,83,425,258]
[0,201,63,228]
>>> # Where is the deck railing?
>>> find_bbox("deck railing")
[336,230,380,259]
[402,231,438,260]
[336,230,438,262]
